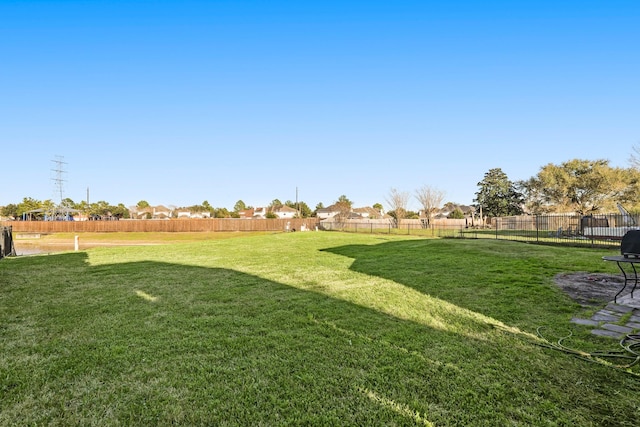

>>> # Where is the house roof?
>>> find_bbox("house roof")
[321,204,347,212]
[275,205,297,213]
[353,207,382,217]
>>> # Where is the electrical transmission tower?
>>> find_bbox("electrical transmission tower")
[50,155,71,220]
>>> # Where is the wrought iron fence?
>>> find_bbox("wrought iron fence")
[320,212,637,249]
[319,218,466,238]
[465,212,636,248]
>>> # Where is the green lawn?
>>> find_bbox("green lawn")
[1,232,639,425]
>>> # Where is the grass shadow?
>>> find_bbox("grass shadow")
[2,247,639,425]
[321,238,603,330]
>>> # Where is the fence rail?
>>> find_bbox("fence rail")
[320,212,636,249]
[3,212,633,250]
[0,218,321,233]
[464,213,634,249]
[319,218,466,238]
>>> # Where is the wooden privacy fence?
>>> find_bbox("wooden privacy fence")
[0,218,321,233]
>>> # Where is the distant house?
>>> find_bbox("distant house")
[253,207,268,219]
[427,204,475,219]
[238,209,254,219]
[274,205,297,219]
[318,205,384,220]
[130,205,173,220]
[176,209,211,219]
[352,207,383,219]
[190,211,211,219]
[316,207,340,220]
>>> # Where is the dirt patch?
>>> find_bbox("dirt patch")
[554,272,626,306]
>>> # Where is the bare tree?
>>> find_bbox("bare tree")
[630,143,640,169]
[332,195,353,228]
[415,185,445,225]
[385,188,409,228]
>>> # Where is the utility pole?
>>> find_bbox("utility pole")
[296,186,300,218]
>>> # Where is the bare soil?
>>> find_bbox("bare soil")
[554,272,626,306]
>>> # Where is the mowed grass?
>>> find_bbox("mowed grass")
[1,232,639,425]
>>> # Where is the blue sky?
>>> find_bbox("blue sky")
[2,0,639,211]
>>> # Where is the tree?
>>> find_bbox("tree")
[629,143,640,169]
[61,197,77,209]
[90,200,112,217]
[202,200,213,213]
[415,185,445,224]
[448,208,465,219]
[270,199,283,209]
[372,203,383,213]
[111,203,130,219]
[136,200,150,209]
[385,188,410,228]
[39,199,54,218]
[337,195,352,206]
[333,195,353,223]
[474,168,524,217]
[517,177,549,214]
[17,197,43,217]
[1,204,18,219]
[298,202,312,218]
[233,200,246,212]
[76,200,90,216]
[406,210,420,219]
[522,159,629,214]
[286,200,312,218]
[214,207,231,218]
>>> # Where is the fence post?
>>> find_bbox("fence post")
[535,215,539,242]
[1,226,16,258]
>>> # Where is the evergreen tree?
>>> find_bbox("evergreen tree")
[474,168,524,217]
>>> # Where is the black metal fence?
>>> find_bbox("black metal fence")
[321,212,638,249]
[319,218,467,238]
[473,212,638,248]
[1,226,16,259]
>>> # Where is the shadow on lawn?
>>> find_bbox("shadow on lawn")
[321,238,578,330]
[4,250,640,425]
[0,251,530,424]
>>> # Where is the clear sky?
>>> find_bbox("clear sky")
[2,0,639,211]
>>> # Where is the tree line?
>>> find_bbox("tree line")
[3,156,640,220]
[476,158,640,218]
[0,198,318,220]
